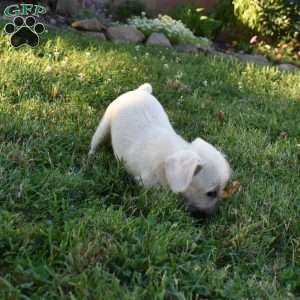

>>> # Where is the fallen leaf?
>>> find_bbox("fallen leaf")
[222,181,241,199]
[215,111,225,122]
[165,79,191,92]
[51,85,60,98]
[279,132,288,140]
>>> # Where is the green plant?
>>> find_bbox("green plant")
[254,38,300,66]
[213,0,236,28]
[128,14,212,47]
[169,5,221,39]
[114,0,145,21]
[233,0,300,41]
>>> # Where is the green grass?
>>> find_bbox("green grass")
[0,27,299,300]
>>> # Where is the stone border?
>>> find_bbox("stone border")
[0,12,299,72]
[69,20,299,72]
[3,13,296,72]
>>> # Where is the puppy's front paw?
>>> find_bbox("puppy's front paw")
[87,149,97,166]
[88,149,95,157]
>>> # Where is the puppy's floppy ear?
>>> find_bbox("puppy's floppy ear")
[165,150,203,193]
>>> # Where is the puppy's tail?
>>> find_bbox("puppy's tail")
[137,83,152,94]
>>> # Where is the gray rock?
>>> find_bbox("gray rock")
[83,32,107,41]
[0,15,10,22]
[277,63,298,71]
[106,25,145,44]
[212,50,239,60]
[197,45,214,54]
[209,49,224,56]
[72,18,106,32]
[175,44,198,53]
[235,53,270,65]
[49,18,57,26]
[57,15,68,25]
[46,23,60,32]
[146,33,172,48]
[95,13,113,27]
[196,40,215,54]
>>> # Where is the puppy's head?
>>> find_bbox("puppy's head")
[164,138,231,218]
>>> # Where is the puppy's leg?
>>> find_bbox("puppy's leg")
[89,109,111,156]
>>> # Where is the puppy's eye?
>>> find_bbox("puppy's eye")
[206,190,217,198]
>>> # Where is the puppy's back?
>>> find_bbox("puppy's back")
[109,84,173,159]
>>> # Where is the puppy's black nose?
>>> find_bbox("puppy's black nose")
[189,208,212,219]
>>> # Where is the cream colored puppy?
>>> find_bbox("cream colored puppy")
[89,83,231,217]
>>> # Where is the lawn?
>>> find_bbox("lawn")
[0,27,299,300]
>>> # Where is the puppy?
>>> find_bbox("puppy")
[89,83,231,217]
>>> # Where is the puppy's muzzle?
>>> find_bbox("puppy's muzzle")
[187,205,218,219]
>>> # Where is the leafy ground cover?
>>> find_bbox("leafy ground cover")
[253,39,300,67]
[0,27,299,300]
